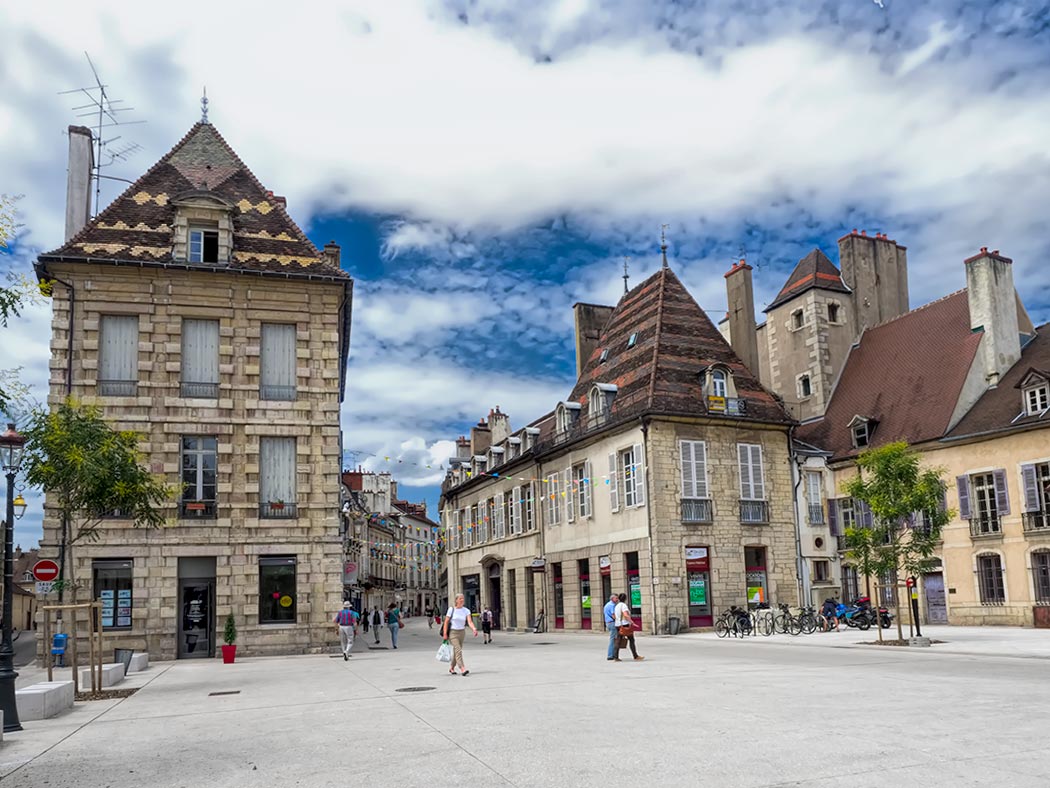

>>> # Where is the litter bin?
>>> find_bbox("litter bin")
[668,616,681,636]
[114,648,134,676]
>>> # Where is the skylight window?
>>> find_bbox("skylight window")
[627,333,638,348]
[599,349,609,363]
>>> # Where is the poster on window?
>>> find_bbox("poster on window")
[747,586,765,604]
[689,577,707,605]
[630,583,641,609]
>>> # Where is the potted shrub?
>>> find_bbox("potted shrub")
[222,613,237,664]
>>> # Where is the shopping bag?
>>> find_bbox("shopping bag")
[436,641,452,663]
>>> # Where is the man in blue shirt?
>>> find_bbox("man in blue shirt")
[603,594,619,661]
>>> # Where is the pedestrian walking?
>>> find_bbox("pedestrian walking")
[387,602,403,649]
[442,593,478,675]
[425,605,434,630]
[361,605,369,634]
[372,607,382,644]
[334,602,359,661]
[603,593,619,661]
[612,593,644,662]
[481,605,494,644]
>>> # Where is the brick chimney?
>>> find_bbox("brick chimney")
[724,260,760,375]
[65,125,94,241]
[322,241,341,268]
[455,435,470,458]
[488,406,511,444]
[572,302,615,377]
[965,247,1021,386]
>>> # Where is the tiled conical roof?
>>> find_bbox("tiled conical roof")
[41,123,346,278]
[569,266,791,424]
[765,248,849,311]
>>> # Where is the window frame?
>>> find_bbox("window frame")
[188,226,220,264]
[259,436,297,519]
[546,474,562,526]
[573,462,591,519]
[1033,550,1050,604]
[791,308,805,330]
[1025,385,1049,416]
[812,559,831,583]
[710,369,728,399]
[180,436,218,518]
[93,559,134,631]
[827,302,841,324]
[977,553,1005,605]
[98,314,139,396]
[798,374,812,400]
[258,555,297,624]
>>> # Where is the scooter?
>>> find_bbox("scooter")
[835,602,871,630]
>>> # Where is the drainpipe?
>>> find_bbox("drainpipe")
[789,425,806,606]
[641,417,658,635]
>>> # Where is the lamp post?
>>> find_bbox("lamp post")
[0,422,26,733]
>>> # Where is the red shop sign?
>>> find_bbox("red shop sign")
[685,546,709,572]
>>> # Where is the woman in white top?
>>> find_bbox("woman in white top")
[613,592,643,662]
[442,594,478,675]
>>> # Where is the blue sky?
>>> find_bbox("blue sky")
[2,0,1050,545]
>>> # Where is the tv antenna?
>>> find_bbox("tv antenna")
[59,52,146,217]
[622,256,631,294]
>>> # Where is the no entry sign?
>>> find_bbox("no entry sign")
[32,559,60,582]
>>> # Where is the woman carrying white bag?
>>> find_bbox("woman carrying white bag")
[442,593,478,675]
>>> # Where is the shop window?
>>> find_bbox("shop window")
[259,556,297,624]
[553,562,564,629]
[578,559,591,628]
[685,546,711,627]
[93,559,133,630]
[745,546,767,608]
[625,551,642,626]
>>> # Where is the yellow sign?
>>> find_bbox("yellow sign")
[279,595,293,608]
[707,396,726,412]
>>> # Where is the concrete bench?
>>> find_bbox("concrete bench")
[16,681,75,721]
[78,662,125,689]
[128,652,149,672]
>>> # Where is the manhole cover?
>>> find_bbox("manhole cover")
[208,690,241,696]
[395,686,436,693]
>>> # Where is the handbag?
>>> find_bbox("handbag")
[398,620,404,629]
[618,622,633,636]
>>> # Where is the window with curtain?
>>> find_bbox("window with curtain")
[98,315,139,395]
[259,437,296,518]
[181,318,219,398]
[181,436,217,518]
[261,323,297,401]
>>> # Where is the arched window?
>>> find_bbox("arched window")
[711,369,727,399]
[589,387,604,416]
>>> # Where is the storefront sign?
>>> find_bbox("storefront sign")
[343,561,358,586]
[685,546,709,572]
[630,583,641,609]
[598,556,611,576]
[530,558,546,570]
[688,578,707,606]
[581,595,591,610]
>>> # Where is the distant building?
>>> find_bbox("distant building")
[35,120,352,658]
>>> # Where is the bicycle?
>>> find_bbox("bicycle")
[773,603,802,635]
[750,606,774,637]
[714,606,753,638]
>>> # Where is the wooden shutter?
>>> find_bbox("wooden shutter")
[584,461,593,517]
[99,315,138,382]
[632,443,645,507]
[680,441,696,499]
[565,468,574,523]
[956,476,971,519]
[1021,465,1040,512]
[827,499,839,536]
[694,442,708,498]
[993,469,1010,515]
[750,445,765,500]
[261,323,296,397]
[608,453,620,512]
[512,486,522,533]
[182,319,219,385]
[738,444,752,498]
[495,491,505,538]
[858,499,874,528]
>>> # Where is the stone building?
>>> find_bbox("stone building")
[34,120,352,658]
[441,257,798,634]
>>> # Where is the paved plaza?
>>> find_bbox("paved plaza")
[2,619,1050,787]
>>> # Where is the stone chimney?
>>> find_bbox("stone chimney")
[965,247,1021,386]
[838,229,909,335]
[724,260,760,375]
[65,125,94,241]
[470,418,491,456]
[573,303,615,377]
[455,435,470,458]
[488,406,511,444]
[322,241,341,268]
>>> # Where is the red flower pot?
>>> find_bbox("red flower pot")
[221,644,237,664]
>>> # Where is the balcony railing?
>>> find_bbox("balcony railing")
[181,381,219,399]
[808,503,824,525]
[740,499,768,524]
[98,380,137,396]
[681,498,713,523]
[180,500,217,519]
[260,501,298,519]
[969,516,1003,538]
[261,384,296,401]
[1023,511,1050,533]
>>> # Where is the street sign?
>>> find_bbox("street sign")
[32,559,60,582]
[35,581,54,594]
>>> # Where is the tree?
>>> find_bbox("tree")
[21,399,172,600]
[842,441,951,641]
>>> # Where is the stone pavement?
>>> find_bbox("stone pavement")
[2,618,1050,787]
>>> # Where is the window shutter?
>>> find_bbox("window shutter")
[751,445,765,500]
[827,499,839,536]
[182,319,219,385]
[993,469,1010,516]
[1021,465,1040,513]
[608,453,620,512]
[99,315,138,382]
[495,491,505,538]
[858,499,874,528]
[632,443,645,507]
[261,323,296,396]
[564,469,574,523]
[695,442,708,499]
[938,484,948,512]
[738,444,752,499]
[680,441,696,499]
[512,485,522,534]
[584,461,593,517]
[956,476,971,520]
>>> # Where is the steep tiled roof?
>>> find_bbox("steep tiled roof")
[947,325,1050,439]
[798,290,982,459]
[765,248,850,312]
[40,123,346,278]
[568,266,791,424]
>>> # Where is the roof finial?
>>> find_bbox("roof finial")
[200,87,210,124]
[622,256,631,295]
[660,223,670,269]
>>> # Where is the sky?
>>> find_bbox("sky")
[2,0,1050,547]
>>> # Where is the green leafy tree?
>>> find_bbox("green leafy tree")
[842,441,951,641]
[21,399,172,600]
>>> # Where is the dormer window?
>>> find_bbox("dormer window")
[848,415,876,448]
[473,455,487,476]
[556,402,581,434]
[489,446,504,468]
[711,369,727,399]
[589,383,618,425]
[507,437,521,460]
[1025,384,1049,416]
[524,428,539,451]
[189,226,219,263]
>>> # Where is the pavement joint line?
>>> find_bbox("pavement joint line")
[0,662,177,782]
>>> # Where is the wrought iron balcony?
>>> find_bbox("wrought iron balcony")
[808,503,824,525]
[836,535,849,552]
[681,498,713,523]
[1023,511,1050,534]
[260,501,298,519]
[180,500,217,518]
[969,516,1002,538]
[181,380,219,399]
[261,384,296,401]
[739,499,768,524]
[98,379,137,396]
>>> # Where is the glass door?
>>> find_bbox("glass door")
[178,580,215,659]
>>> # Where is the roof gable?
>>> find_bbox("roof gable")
[42,123,345,278]
[765,248,850,312]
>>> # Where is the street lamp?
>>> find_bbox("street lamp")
[0,422,26,733]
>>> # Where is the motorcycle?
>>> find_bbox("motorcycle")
[835,601,871,630]
[853,596,893,629]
